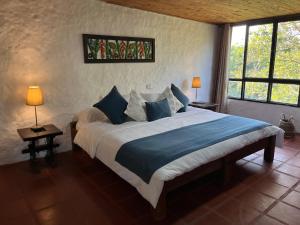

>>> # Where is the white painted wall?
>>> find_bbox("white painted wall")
[0,0,218,165]
[228,99,300,132]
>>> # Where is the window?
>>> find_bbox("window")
[228,18,300,107]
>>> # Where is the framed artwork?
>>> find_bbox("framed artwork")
[82,34,155,63]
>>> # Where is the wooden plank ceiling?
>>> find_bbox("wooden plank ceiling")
[102,0,300,24]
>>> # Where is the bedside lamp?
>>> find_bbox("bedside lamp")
[26,86,44,132]
[192,76,201,103]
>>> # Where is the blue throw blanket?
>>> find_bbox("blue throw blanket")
[115,116,271,183]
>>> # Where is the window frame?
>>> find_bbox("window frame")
[228,14,300,107]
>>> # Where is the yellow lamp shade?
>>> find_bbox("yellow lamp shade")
[192,76,201,88]
[26,86,44,106]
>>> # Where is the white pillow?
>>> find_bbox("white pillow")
[159,87,184,115]
[75,107,108,129]
[140,93,161,102]
[122,94,130,102]
[125,90,147,121]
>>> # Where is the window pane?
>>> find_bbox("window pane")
[245,82,268,101]
[229,26,246,79]
[271,84,299,105]
[274,21,300,80]
[246,24,273,78]
[228,81,242,98]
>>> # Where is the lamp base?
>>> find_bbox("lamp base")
[31,125,45,132]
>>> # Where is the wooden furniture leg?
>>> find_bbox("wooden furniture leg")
[223,160,235,187]
[45,136,56,166]
[29,140,39,172]
[264,135,276,163]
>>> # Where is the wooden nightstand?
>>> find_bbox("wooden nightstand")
[17,124,63,171]
[188,102,219,112]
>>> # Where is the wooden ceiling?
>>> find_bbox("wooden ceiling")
[102,0,300,24]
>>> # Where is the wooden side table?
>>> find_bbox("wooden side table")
[17,124,63,171]
[188,102,219,112]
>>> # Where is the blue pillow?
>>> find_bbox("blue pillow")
[145,98,172,122]
[93,86,128,124]
[171,84,189,112]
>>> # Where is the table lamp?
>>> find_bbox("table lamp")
[192,76,201,103]
[26,86,44,132]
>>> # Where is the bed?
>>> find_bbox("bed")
[71,107,283,219]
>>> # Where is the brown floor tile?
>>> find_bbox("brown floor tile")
[251,156,282,169]
[274,148,297,162]
[0,181,23,204]
[215,199,260,225]
[295,183,300,192]
[0,136,299,225]
[1,214,38,225]
[284,135,300,149]
[234,189,275,212]
[286,155,300,168]
[176,204,210,224]
[193,212,231,225]
[192,181,246,209]
[242,162,269,175]
[87,169,121,188]
[200,190,232,209]
[250,180,289,199]
[252,215,284,225]
[255,150,264,156]
[180,181,229,208]
[136,214,186,225]
[265,170,298,188]
[118,194,150,220]
[235,162,268,186]
[276,164,300,178]
[198,182,248,210]
[268,202,300,225]
[282,191,300,209]
[236,159,248,166]
[35,201,84,225]
[102,180,138,201]
[244,153,259,161]
[0,198,31,219]
[24,184,61,210]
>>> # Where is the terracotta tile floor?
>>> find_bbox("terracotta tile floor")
[0,136,300,225]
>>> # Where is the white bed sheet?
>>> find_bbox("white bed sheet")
[74,107,284,207]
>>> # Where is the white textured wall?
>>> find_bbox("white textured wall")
[228,100,300,132]
[0,0,218,165]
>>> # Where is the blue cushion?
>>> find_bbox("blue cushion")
[93,86,128,124]
[145,98,172,122]
[171,84,189,112]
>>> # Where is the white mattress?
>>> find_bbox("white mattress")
[74,107,283,207]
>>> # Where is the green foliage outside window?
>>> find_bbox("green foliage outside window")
[274,22,300,80]
[246,24,272,78]
[228,20,300,106]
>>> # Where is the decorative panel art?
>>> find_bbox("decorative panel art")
[83,34,155,63]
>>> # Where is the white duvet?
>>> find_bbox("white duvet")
[74,107,283,207]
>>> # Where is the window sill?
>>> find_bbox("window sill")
[227,98,299,108]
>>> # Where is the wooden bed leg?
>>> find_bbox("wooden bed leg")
[223,160,234,187]
[152,190,167,221]
[264,135,276,163]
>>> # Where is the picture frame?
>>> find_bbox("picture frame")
[82,34,155,63]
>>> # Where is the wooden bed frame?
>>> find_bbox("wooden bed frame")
[70,121,276,220]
